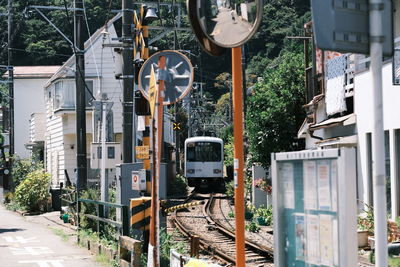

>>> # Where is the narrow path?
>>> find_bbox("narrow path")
[0,204,100,267]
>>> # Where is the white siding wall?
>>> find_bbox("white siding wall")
[14,78,47,158]
[30,113,46,142]
[45,88,65,187]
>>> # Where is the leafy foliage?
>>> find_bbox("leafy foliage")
[168,173,188,196]
[14,169,50,211]
[11,156,44,188]
[255,205,273,226]
[160,228,187,266]
[246,51,305,168]
[224,135,234,167]
[80,188,101,231]
[0,0,122,66]
[245,220,260,233]
[225,180,234,198]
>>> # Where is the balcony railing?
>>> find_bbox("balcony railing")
[53,80,93,111]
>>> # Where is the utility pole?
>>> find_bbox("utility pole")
[370,0,387,265]
[122,0,135,163]
[7,0,14,190]
[74,0,87,190]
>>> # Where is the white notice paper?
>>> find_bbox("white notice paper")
[280,162,294,209]
[333,218,339,266]
[306,214,320,265]
[318,161,331,210]
[303,160,317,210]
[331,160,338,212]
[319,214,334,266]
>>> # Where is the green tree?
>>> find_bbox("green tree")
[246,51,305,168]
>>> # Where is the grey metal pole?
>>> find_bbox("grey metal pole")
[369,0,387,265]
[100,98,108,203]
[7,0,14,189]
[122,0,135,163]
[75,0,87,190]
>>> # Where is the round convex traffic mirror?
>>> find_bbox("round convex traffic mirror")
[196,0,263,48]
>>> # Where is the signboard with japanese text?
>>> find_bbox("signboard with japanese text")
[136,146,150,160]
[271,148,357,267]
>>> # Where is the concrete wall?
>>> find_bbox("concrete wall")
[14,78,47,158]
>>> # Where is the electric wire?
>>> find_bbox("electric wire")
[82,0,101,96]
[62,0,96,101]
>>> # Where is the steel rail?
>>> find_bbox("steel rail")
[204,194,273,264]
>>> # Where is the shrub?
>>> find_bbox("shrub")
[225,180,234,198]
[14,170,50,211]
[245,220,260,233]
[12,156,43,189]
[80,188,100,231]
[255,205,273,226]
[168,174,188,196]
[160,228,187,266]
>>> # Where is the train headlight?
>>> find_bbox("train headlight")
[187,169,195,174]
[213,169,221,174]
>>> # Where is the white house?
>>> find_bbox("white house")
[3,66,61,159]
[43,14,124,188]
[299,2,400,220]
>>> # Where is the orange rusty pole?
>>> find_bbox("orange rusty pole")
[232,46,246,266]
[149,55,166,267]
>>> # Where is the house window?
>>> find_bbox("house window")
[107,147,115,159]
[53,80,94,110]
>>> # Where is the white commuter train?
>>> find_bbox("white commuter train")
[184,136,224,187]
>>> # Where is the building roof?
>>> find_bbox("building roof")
[3,66,61,78]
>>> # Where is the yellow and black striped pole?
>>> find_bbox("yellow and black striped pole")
[130,197,151,231]
[141,5,152,195]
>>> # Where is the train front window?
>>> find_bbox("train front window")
[186,142,221,162]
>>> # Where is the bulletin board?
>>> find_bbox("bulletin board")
[271,148,357,267]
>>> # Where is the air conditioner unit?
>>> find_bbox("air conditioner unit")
[90,142,122,169]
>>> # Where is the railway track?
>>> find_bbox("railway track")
[172,192,273,266]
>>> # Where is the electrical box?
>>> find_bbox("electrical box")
[132,169,146,192]
[90,142,121,169]
[271,148,357,267]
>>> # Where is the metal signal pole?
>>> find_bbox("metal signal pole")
[232,47,246,266]
[122,0,134,163]
[74,0,87,190]
[7,0,14,189]
[370,0,387,265]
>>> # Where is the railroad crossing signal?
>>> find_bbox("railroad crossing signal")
[173,122,181,131]
[138,50,194,106]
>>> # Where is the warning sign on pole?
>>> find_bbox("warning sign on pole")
[149,65,157,118]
